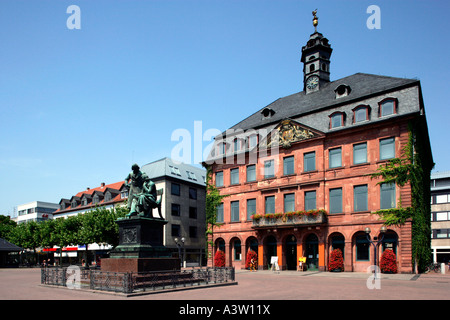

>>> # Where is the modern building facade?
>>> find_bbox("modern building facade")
[431,171,450,264]
[205,18,432,272]
[141,157,206,266]
[14,201,59,224]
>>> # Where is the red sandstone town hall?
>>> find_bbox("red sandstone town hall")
[204,15,433,273]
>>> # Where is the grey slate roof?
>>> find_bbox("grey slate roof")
[141,157,206,187]
[228,73,419,133]
[0,238,22,252]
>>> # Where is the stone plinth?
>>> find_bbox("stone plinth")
[110,216,170,259]
[102,216,180,273]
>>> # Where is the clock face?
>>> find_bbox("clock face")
[306,76,319,90]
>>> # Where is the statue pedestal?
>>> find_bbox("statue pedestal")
[102,216,180,273]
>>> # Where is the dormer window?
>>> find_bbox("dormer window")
[334,84,351,99]
[233,138,242,152]
[379,98,397,117]
[329,112,345,129]
[218,142,228,155]
[247,134,258,149]
[169,165,181,176]
[353,105,370,123]
[261,107,275,119]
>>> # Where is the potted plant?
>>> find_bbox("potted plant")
[214,250,225,267]
[380,249,397,273]
[328,248,344,272]
[245,249,258,270]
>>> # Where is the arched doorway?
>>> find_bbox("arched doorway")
[264,235,277,269]
[230,237,242,265]
[382,231,398,255]
[305,233,319,270]
[284,235,297,270]
[330,233,345,257]
[245,237,258,269]
[215,238,225,253]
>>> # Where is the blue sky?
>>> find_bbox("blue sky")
[1,0,449,216]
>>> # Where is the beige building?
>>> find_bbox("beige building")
[431,171,450,263]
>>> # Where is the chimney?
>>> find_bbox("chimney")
[86,187,90,191]
[101,182,105,188]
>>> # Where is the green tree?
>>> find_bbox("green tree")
[203,165,228,265]
[0,215,17,240]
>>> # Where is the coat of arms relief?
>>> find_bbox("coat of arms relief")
[266,119,317,149]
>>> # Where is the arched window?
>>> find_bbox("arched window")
[329,112,345,129]
[353,105,370,123]
[379,98,398,117]
[310,64,315,72]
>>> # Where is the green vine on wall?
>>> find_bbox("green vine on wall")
[370,121,433,272]
[202,165,229,263]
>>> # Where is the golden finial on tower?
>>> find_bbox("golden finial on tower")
[312,9,318,32]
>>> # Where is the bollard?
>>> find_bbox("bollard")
[441,263,446,274]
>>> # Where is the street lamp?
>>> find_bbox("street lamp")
[365,226,387,279]
[174,237,185,268]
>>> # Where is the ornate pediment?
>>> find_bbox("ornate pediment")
[266,119,323,149]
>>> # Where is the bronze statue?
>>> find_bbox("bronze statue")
[125,164,147,212]
[125,164,163,219]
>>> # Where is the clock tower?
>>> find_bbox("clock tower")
[301,10,333,94]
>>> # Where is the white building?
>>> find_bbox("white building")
[14,201,59,224]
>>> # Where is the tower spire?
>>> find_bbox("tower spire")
[301,9,332,93]
[312,9,318,32]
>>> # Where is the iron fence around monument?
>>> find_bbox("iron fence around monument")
[41,266,235,294]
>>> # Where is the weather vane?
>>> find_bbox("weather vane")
[312,9,318,32]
